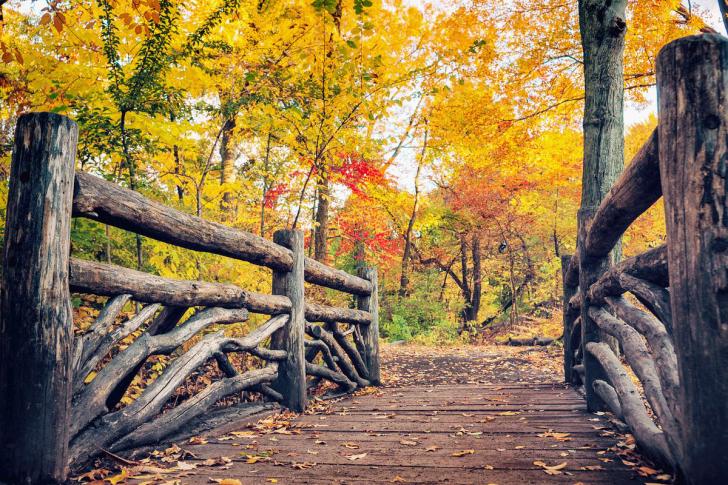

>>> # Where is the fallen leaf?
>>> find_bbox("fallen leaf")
[425,445,440,452]
[400,439,418,446]
[452,450,475,457]
[346,453,368,461]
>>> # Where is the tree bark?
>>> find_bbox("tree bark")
[657,34,728,484]
[220,117,236,217]
[0,113,78,484]
[314,169,330,262]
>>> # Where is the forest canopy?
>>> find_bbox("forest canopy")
[0,0,712,342]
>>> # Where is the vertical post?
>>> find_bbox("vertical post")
[271,229,307,412]
[357,267,380,385]
[561,255,577,383]
[0,113,78,483]
[657,34,728,484]
[577,208,609,411]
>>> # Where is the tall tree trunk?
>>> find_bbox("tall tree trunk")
[219,117,236,218]
[470,233,482,320]
[120,110,143,271]
[457,234,473,330]
[173,144,184,201]
[313,168,330,262]
[399,126,427,298]
[577,0,627,411]
[719,0,728,35]
[578,0,626,235]
[260,132,272,237]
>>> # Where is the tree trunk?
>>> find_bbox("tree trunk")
[219,117,236,218]
[577,0,627,410]
[314,169,330,262]
[399,127,427,298]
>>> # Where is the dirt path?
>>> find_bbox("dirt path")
[87,345,664,485]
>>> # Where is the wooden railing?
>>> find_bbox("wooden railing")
[561,35,728,484]
[0,113,379,482]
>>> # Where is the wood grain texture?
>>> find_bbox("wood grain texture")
[657,33,728,484]
[357,266,381,385]
[270,230,307,412]
[0,113,78,484]
[73,172,372,295]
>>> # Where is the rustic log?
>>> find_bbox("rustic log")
[106,305,188,409]
[70,258,370,323]
[330,323,370,380]
[109,364,279,451]
[567,292,581,315]
[592,380,623,420]
[309,325,370,388]
[71,308,254,436]
[0,113,78,484]
[73,294,131,373]
[589,306,679,454]
[305,362,357,392]
[73,172,371,295]
[251,384,283,402]
[618,274,672,332]
[585,129,661,259]
[586,342,674,468]
[304,339,338,371]
[657,35,728,483]
[270,230,307,412]
[564,252,579,287]
[74,303,161,393]
[214,352,238,378]
[588,245,669,301]
[562,255,578,383]
[572,364,585,382]
[69,316,285,466]
[605,296,678,406]
[306,302,372,325]
[356,267,381,385]
[577,208,610,411]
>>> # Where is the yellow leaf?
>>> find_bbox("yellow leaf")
[452,450,475,457]
[107,469,128,485]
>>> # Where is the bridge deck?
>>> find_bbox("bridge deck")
[120,346,648,484]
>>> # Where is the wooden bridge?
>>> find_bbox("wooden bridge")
[0,34,726,485]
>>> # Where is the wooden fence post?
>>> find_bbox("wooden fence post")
[657,34,728,484]
[561,255,577,383]
[0,113,78,483]
[577,208,609,411]
[271,229,307,412]
[357,267,380,385]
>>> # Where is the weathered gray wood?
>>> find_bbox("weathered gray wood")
[306,302,372,325]
[657,34,728,484]
[585,129,661,259]
[110,364,279,451]
[586,342,673,468]
[577,208,610,411]
[305,339,338,371]
[592,379,623,420]
[309,325,370,388]
[589,306,679,457]
[70,257,370,324]
[73,172,372,295]
[74,302,160,393]
[561,255,578,383]
[330,323,370,380]
[270,230,307,412]
[356,267,381,385]
[588,245,669,300]
[305,362,356,392]
[605,296,678,407]
[0,113,78,484]
[73,294,131,374]
[69,315,284,466]
[71,307,254,436]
